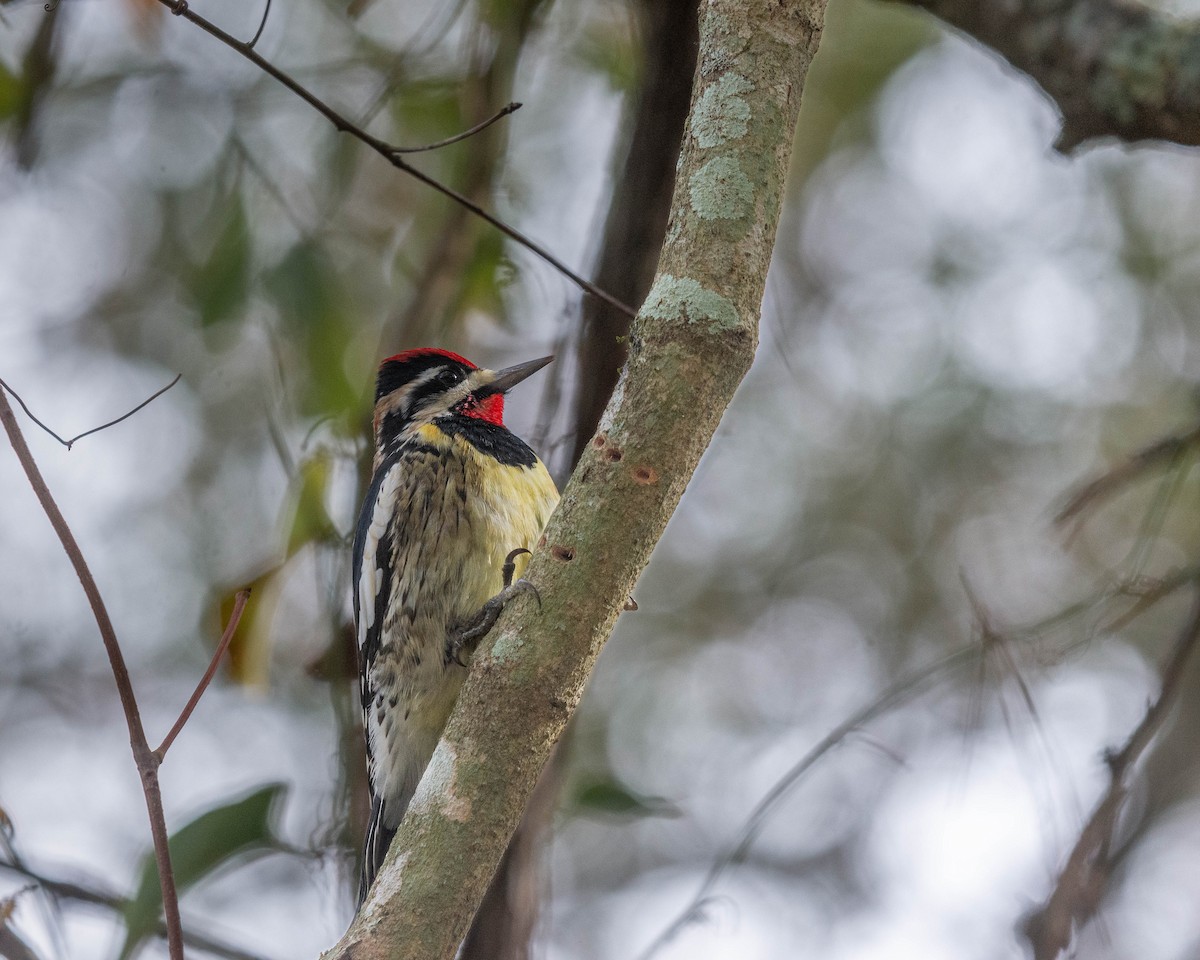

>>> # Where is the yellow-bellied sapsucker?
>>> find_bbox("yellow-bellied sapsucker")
[353,348,559,904]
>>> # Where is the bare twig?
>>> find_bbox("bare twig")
[154,589,251,761]
[1023,583,1200,960]
[0,861,268,960]
[1102,566,1200,632]
[391,102,523,153]
[0,374,181,450]
[0,391,185,960]
[637,643,981,960]
[1055,424,1200,530]
[152,0,636,318]
[246,0,270,49]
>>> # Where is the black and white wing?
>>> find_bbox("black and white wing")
[352,451,403,904]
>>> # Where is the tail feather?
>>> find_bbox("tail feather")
[358,795,397,906]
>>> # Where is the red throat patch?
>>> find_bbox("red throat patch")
[462,393,505,425]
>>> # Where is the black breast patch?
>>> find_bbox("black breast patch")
[438,416,538,467]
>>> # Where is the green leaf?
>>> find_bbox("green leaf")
[119,784,285,960]
[217,570,277,689]
[572,778,680,819]
[0,64,21,122]
[576,20,639,95]
[285,456,339,554]
[454,229,506,320]
[188,199,251,327]
[265,243,357,418]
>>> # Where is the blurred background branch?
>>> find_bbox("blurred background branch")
[0,862,266,960]
[889,0,1200,149]
[1026,583,1200,960]
[569,0,698,463]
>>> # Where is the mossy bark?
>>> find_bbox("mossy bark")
[323,1,826,956]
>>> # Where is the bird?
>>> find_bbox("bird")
[352,347,559,905]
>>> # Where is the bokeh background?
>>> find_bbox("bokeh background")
[2,0,1200,958]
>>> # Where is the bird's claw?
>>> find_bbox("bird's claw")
[501,547,531,588]
[446,557,540,666]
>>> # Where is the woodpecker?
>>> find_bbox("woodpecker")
[352,348,559,904]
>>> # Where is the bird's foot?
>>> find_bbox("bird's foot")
[446,549,541,666]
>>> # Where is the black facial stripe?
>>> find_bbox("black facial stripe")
[375,355,472,402]
[407,374,465,412]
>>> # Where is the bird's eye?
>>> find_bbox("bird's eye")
[439,367,464,387]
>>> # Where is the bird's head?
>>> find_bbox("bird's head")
[372,348,552,442]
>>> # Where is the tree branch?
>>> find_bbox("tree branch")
[463,6,700,954]
[324,1,826,956]
[886,0,1200,150]
[0,392,186,960]
[1023,581,1200,959]
[154,588,250,760]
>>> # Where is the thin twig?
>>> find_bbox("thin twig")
[246,0,270,49]
[154,589,251,761]
[391,102,523,153]
[637,644,981,960]
[0,377,64,446]
[0,375,181,450]
[1023,582,1200,960]
[1102,565,1200,632]
[0,862,269,960]
[1055,423,1200,529]
[153,0,636,318]
[0,392,185,960]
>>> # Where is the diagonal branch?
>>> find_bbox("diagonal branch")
[1055,422,1200,530]
[392,102,523,154]
[154,588,250,761]
[153,0,636,318]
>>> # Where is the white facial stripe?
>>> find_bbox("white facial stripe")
[431,370,495,412]
[406,369,496,419]
[375,367,449,425]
